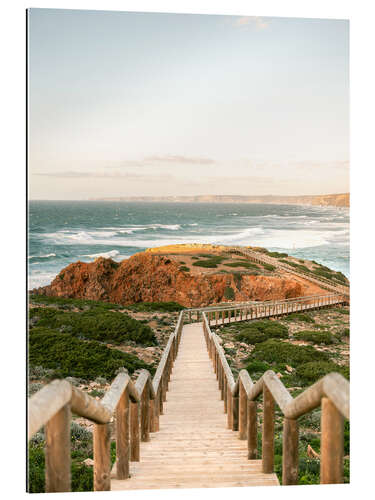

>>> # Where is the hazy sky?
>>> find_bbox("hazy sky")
[28,9,349,200]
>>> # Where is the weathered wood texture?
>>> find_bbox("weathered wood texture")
[111,323,279,490]
[45,403,71,492]
[282,418,299,485]
[320,397,344,484]
[94,423,111,491]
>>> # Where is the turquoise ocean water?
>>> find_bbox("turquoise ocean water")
[28,201,349,290]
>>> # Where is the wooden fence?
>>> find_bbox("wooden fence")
[202,312,349,484]
[28,311,184,492]
[186,293,348,323]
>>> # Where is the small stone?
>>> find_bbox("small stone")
[83,458,94,467]
[285,365,293,373]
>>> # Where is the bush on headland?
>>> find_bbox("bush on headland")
[249,339,329,367]
[29,294,185,312]
[30,307,156,345]
[126,301,185,312]
[284,312,315,323]
[293,330,335,345]
[29,327,153,380]
[236,320,288,344]
[296,361,349,383]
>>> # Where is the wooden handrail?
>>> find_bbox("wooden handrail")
[202,310,349,485]
[231,246,350,296]
[28,380,72,440]
[28,309,185,492]
[186,293,341,313]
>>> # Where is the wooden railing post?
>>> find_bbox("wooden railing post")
[141,386,150,442]
[223,375,228,413]
[282,418,299,485]
[247,401,257,459]
[116,388,130,479]
[262,385,275,473]
[94,422,111,491]
[45,403,71,492]
[149,398,155,433]
[227,387,233,429]
[320,397,344,484]
[130,401,140,461]
[232,392,239,431]
[238,381,247,440]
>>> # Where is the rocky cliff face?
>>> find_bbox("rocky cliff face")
[32,253,312,307]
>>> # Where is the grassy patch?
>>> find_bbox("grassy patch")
[249,339,329,367]
[293,330,335,345]
[179,266,190,272]
[192,255,225,268]
[30,307,156,345]
[224,261,259,269]
[126,301,184,312]
[262,263,276,272]
[236,320,288,344]
[29,327,153,380]
[224,286,235,300]
[284,312,315,324]
[296,361,349,383]
[29,294,123,311]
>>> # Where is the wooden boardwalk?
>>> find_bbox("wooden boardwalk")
[111,323,279,490]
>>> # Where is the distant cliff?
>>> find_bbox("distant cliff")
[90,193,349,208]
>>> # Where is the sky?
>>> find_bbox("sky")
[28,9,349,200]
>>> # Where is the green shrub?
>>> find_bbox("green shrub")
[71,463,93,491]
[344,421,350,454]
[29,327,153,380]
[30,307,156,345]
[336,327,350,340]
[236,320,288,344]
[179,266,190,272]
[249,339,329,367]
[29,294,123,311]
[224,286,235,300]
[296,361,349,383]
[267,251,288,258]
[126,301,184,312]
[334,271,348,284]
[245,360,270,375]
[294,330,334,345]
[28,442,45,492]
[224,261,259,269]
[263,263,275,272]
[284,313,315,324]
[192,255,225,268]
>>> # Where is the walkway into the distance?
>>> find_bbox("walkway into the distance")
[111,322,279,490]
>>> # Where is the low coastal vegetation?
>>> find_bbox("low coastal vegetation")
[29,328,152,380]
[28,295,184,492]
[30,307,157,345]
[213,305,350,484]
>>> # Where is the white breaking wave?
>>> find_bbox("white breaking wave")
[82,250,120,259]
[28,253,56,260]
[28,271,58,289]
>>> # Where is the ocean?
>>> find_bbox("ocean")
[28,201,349,290]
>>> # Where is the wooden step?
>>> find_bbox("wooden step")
[111,323,279,490]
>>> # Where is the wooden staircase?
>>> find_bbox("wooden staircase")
[111,322,278,489]
[28,296,349,492]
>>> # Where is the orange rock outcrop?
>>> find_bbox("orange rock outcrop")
[32,253,317,307]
